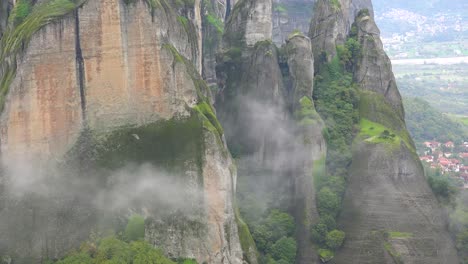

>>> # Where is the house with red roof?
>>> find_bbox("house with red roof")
[420,156,434,163]
[461,166,468,173]
[445,141,454,148]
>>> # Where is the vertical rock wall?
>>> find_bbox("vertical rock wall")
[309,1,460,263]
[0,1,243,263]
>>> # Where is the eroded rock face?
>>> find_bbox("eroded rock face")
[224,0,272,47]
[0,0,11,38]
[285,34,326,264]
[336,142,459,264]
[308,0,350,69]
[308,2,459,263]
[272,0,314,45]
[0,1,242,263]
[353,13,404,119]
[202,0,226,86]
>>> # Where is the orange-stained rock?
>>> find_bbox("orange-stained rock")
[0,1,242,263]
[0,17,82,159]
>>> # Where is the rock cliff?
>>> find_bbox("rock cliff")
[272,0,314,45]
[309,1,459,263]
[0,0,461,263]
[217,0,325,262]
[0,0,242,263]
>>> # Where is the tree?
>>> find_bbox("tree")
[125,214,145,241]
[317,187,340,216]
[311,223,328,244]
[325,230,345,249]
[269,237,297,263]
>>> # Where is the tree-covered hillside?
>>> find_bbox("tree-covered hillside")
[403,97,467,143]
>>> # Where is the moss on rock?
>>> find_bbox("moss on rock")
[0,0,84,113]
[234,206,258,264]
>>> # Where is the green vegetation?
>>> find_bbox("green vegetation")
[295,96,320,126]
[384,242,403,264]
[8,0,32,26]
[403,97,467,143]
[125,215,146,242]
[0,0,83,112]
[424,166,459,204]
[359,118,407,149]
[54,237,177,264]
[317,187,340,217]
[177,16,189,28]
[241,209,296,264]
[194,102,224,137]
[388,231,413,239]
[449,191,468,263]
[234,206,258,264]
[205,14,223,34]
[273,3,287,14]
[90,116,204,175]
[313,56,359,177]
[325,230,345,249]
[51,216,196,264]
[269,237,296,264]
[318,249,334,262]
[330,0,341,11]
[393,63,468,116]
[311,37,363,259]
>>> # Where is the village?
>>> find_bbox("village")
[419,141,468,188]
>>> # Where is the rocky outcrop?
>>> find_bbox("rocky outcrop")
[349,0,373,22]
[308,0,350,70]
[308,2,460,263]
[224,0,272,47]
[353,11,403,120]
[285,34,326,264]
[0,0,11,39]
[202,0,226,86]
[218,0,326,262]
[0,0,242,263]
[272,0,314,45]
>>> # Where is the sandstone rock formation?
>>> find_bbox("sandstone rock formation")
[0,0,242,263]
[217,0,326,262]
[272,0,314,45]
[309,1,459,263]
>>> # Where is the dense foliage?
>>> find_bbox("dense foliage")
[52,215,198,264]
[249,210,297,264]
[311,37,361,259]
[403,97,467,143]
[449,192,468,263]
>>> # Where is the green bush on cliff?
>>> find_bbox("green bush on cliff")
[8,0,32,26]
[56,236,177,264]
[317,187,340,217]
[125,215,145,242]
[325,230,345,249]
[252,210,295,252]
[269,237,297,263]
[311,223,328,244]
[312,37,359,259]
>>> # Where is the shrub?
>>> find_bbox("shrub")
[318,248,334,262]
[311,223,328,244]
[56,235,177,264]
[317,187,340,217]
[269,237,297,263]
[325,230,345,249]
[125,214,145,241]
[318,214,337,231]
[252,210,295,252]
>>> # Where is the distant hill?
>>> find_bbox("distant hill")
[372,0,468,58]
[403,97,467,143]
